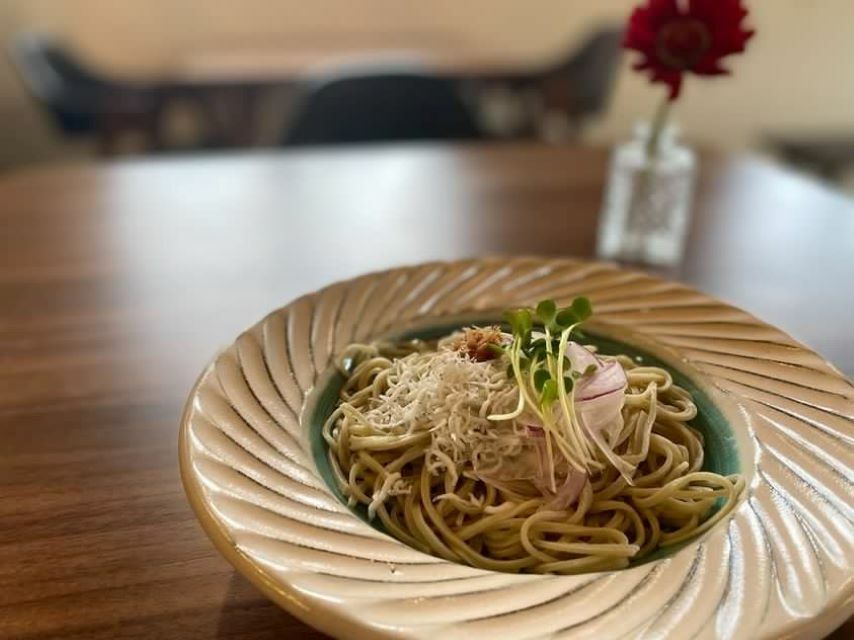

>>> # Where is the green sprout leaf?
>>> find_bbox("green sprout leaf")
[555,308,578,329]
[583,364,597,378]
[571,296,593,322]
[529,339,548,359]
[519,309,533,335]
[503,309,522,336]
[564,376,574,392]
[533,369,551,392]
[485,343,505,359]
[504,308,533,348]
[535,299,557,325]
[541,379,558,405]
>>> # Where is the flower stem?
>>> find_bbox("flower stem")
[621,91,672,263]
[645,93,672,163]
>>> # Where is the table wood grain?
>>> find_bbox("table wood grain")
[1,143,851,639]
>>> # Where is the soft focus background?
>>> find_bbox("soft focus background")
[2,0,853,186]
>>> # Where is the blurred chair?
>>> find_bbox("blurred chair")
[472,26,624,140]
[546,26,624,124]
[769,135,854,183]
[283,73,483,146]
[9,32,162,154]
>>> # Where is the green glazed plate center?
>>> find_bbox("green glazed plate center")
[308,320,742,568]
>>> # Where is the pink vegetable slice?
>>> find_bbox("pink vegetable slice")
[477,343,634,498]
[475,424,589,508]
[567,343,636,480]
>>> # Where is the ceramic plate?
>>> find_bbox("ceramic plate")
[179,258,853,639]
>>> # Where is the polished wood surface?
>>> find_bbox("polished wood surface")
[1,144,852,639]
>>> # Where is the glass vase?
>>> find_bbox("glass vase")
[597,123,697,267]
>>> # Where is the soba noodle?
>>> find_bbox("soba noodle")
[322,328,743,574]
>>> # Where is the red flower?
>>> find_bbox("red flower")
[624,0,754,100]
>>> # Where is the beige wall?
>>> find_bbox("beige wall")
[3,1,854,166]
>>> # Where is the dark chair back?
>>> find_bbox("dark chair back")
[284,73,483,146]
[10,33,110,134]
[563,27,623,115]
[549,26,624,120]
[454,26,623,139]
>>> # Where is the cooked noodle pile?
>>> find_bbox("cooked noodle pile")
[322,332,743,574]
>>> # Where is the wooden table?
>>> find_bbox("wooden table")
[1,144,852,639]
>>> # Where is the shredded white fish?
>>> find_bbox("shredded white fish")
[368,471,409,519]
[361,348,523,478]
[349,340,628,511]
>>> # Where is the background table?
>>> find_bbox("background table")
[1,144,852,639]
